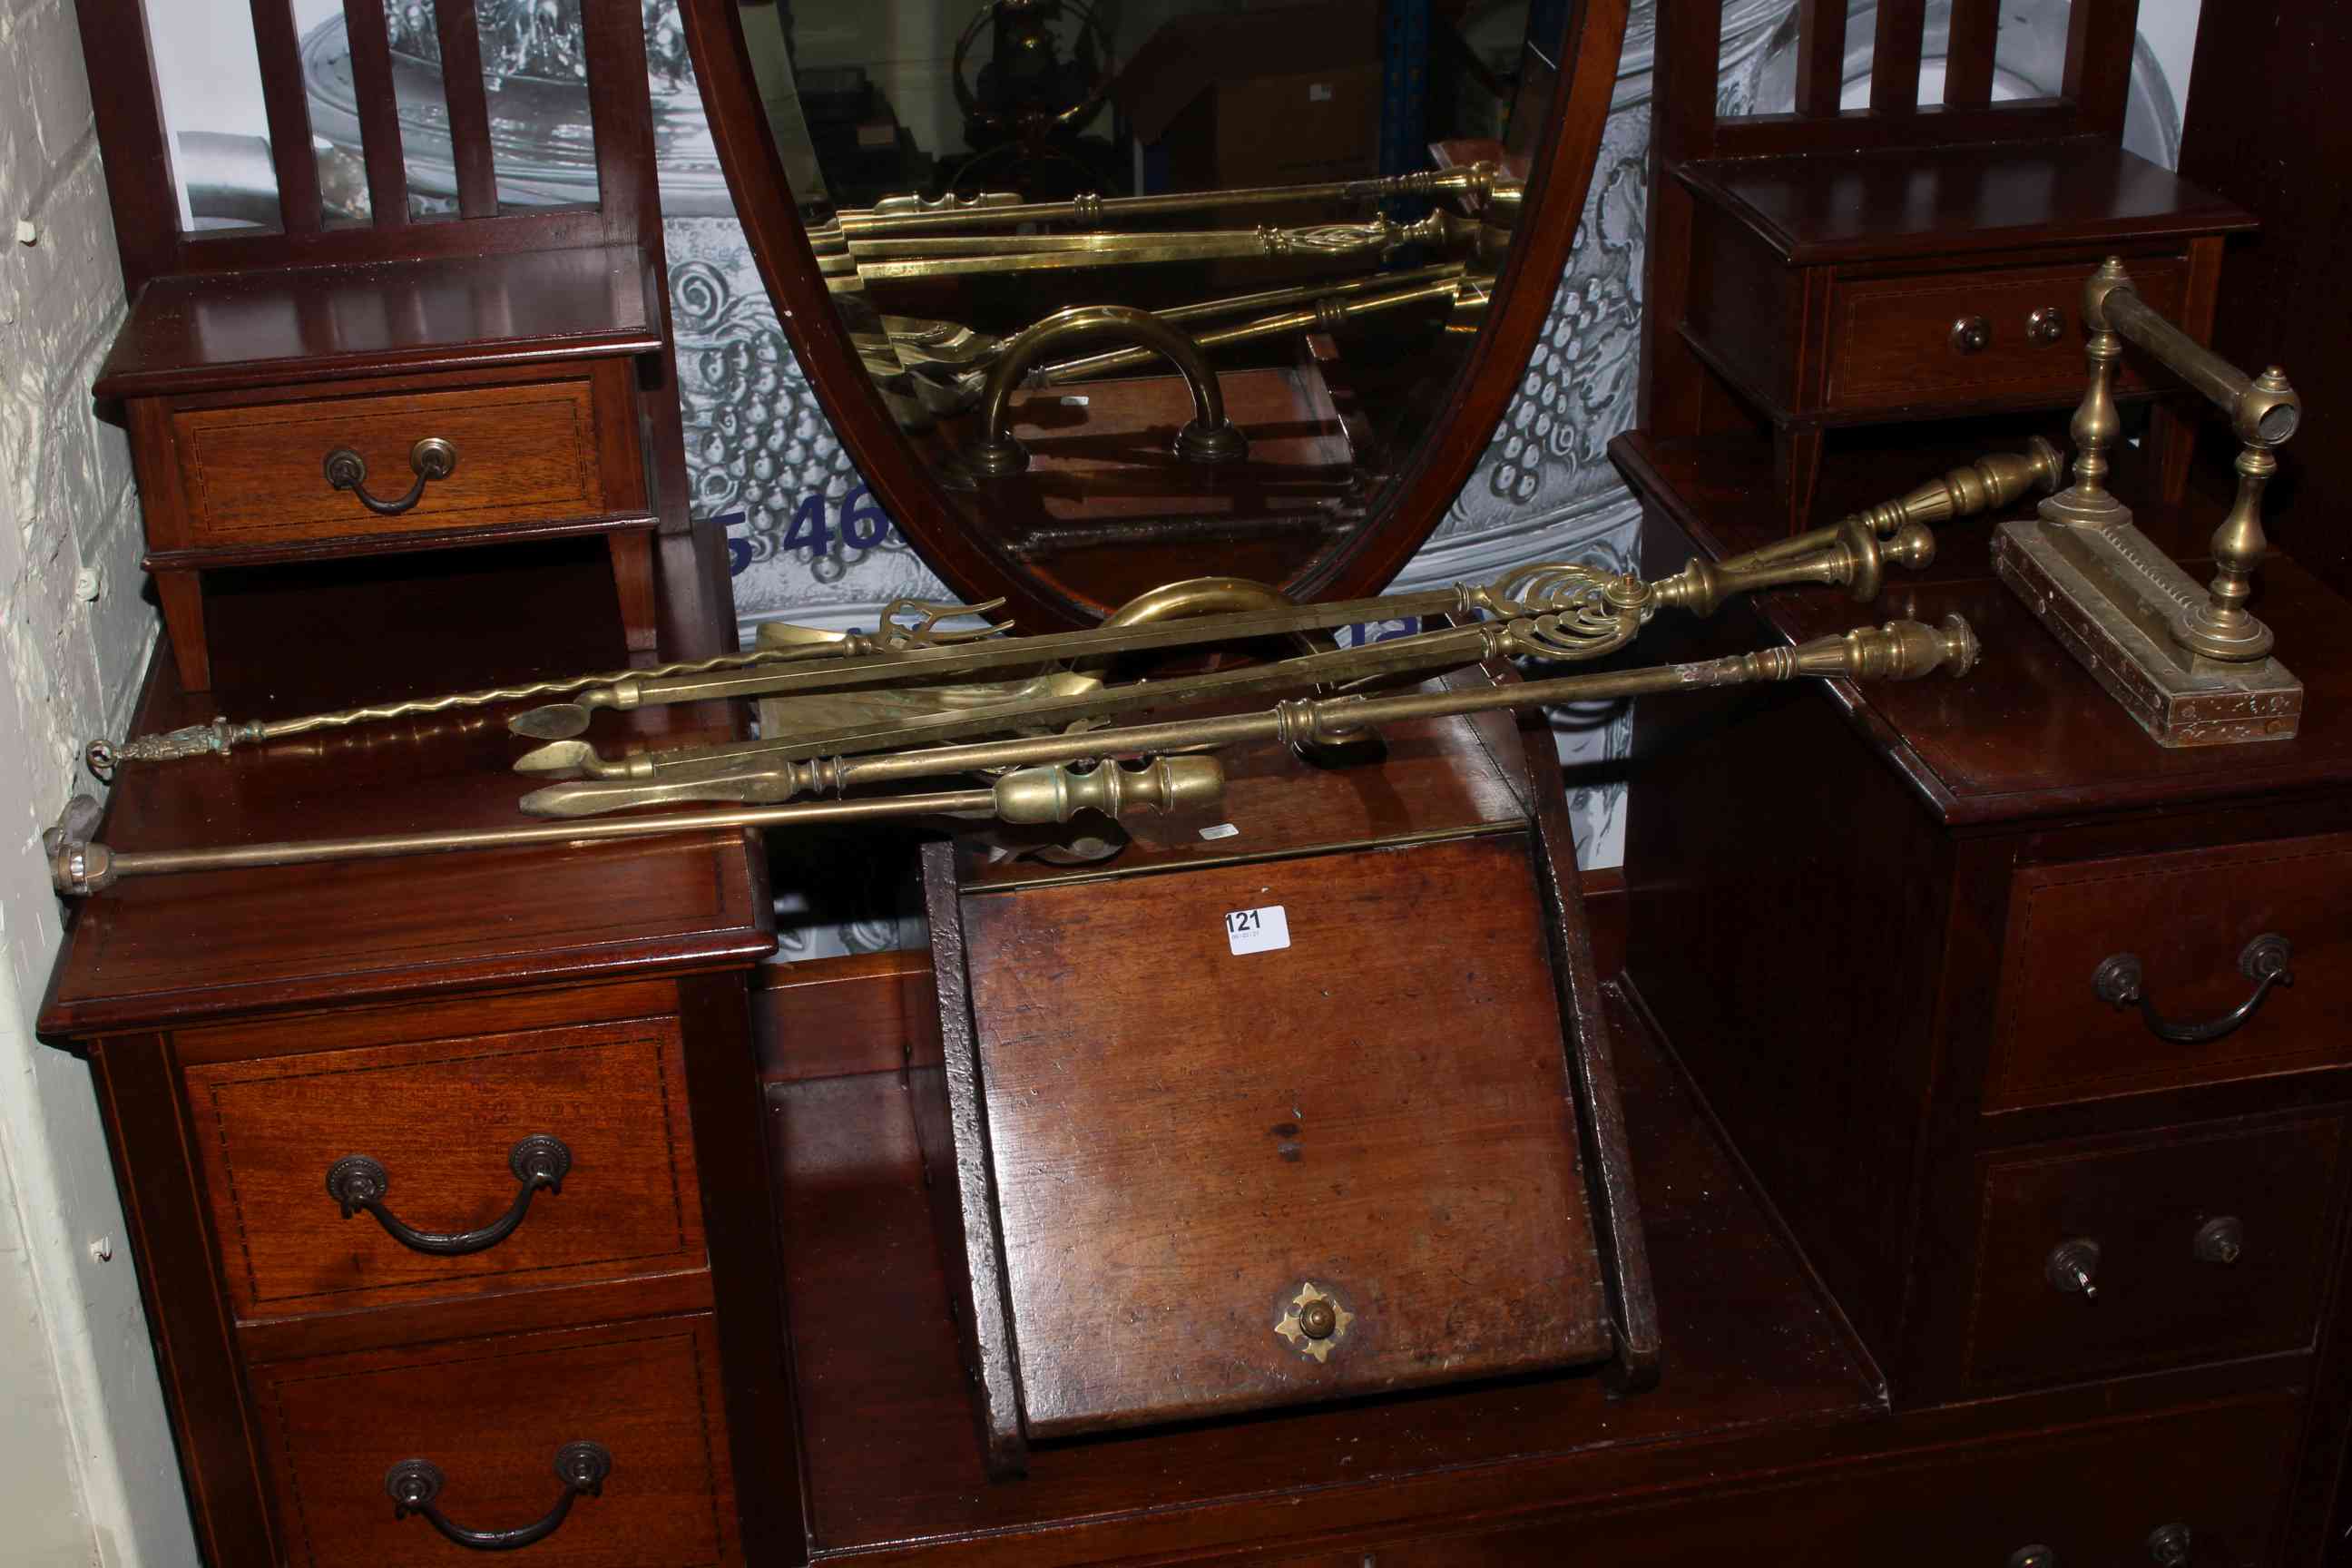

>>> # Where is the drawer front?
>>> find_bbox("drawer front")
[1335,1394,2294,1565]
[1824,257,2188,414]
[1964,1113,2344,1391]
[1992,834,2352,1109]
[185,1016,704,1318]
[250,1314,736,1568]
[168,369,626,544]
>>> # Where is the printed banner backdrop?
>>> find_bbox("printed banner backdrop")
[139,0,2200,956]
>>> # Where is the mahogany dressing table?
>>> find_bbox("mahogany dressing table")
[40,0,2352,1563]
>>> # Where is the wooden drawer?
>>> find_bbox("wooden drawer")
[1962,1113,2345,1392]
[250,1314,736,1568]
[1337,1393,2294,1565]
[1991,834,2352,1110]
[161,359,637,547]
[1824,257,2187,414]
[183,1014,704,1318]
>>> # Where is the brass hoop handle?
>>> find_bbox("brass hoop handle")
[386,1441,610,1552]
[964,305,1245,478]
[326,1134,570,1257]
[325,436,458,515]
[2092,934,2293,1045]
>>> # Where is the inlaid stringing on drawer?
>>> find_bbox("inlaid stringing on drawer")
[1962,1112,2345,1391]
[171,376,612,542]
[249,1313,737,1568]
[1990,832,2352,1109]
[1824,257,2189,413]
[183,1016,704,1318]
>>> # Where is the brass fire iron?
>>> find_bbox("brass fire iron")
[55,443,2049,897]
[48,618,1979,897]
[1993,256,2305,746]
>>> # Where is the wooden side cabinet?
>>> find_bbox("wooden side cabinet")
[74,0,702,691]
[97,250,678,691]
[37,648,794,1567]
[1672,141,2250,528]
[1615,437,2352,1558]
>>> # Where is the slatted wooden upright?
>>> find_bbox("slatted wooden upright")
[74,0,730,686]
[1631,0,2241,530]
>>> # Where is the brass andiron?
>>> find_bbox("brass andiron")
[1994,256,2305,746]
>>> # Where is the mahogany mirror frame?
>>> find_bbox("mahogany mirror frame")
[679,0,1632,632]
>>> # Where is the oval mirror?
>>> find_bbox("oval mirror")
[681,0,1628,630]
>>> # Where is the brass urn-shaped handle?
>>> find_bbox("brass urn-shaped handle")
[963,304,1246,478]
[325,436,458,515]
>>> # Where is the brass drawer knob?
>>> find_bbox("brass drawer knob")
[2045,1237,2102,1299]
[1951,316,1992,355]
[2193,1215,2244,1266]
[325,436,459,516]
[387,1439,610,1552]
[1274,1280,1354,1362]
[2146,1523,2192,1565]
[2027,306,2068,346]
[2092,933,2294,1044]
[2009,1548,2059,1568]
[326,1133,570,1257]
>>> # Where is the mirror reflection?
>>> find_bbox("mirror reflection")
[741,0,1548,614]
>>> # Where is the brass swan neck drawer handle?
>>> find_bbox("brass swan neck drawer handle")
[960,304,1246,479]
[386,1440,611,1552]
[2092,934,2293,1045]
[324,436,458,515]
[326,1134,571,1257]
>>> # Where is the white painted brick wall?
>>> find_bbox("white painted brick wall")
[0,0,190,1563]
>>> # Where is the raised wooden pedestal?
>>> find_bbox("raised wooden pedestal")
[1615,423,2352,1561]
